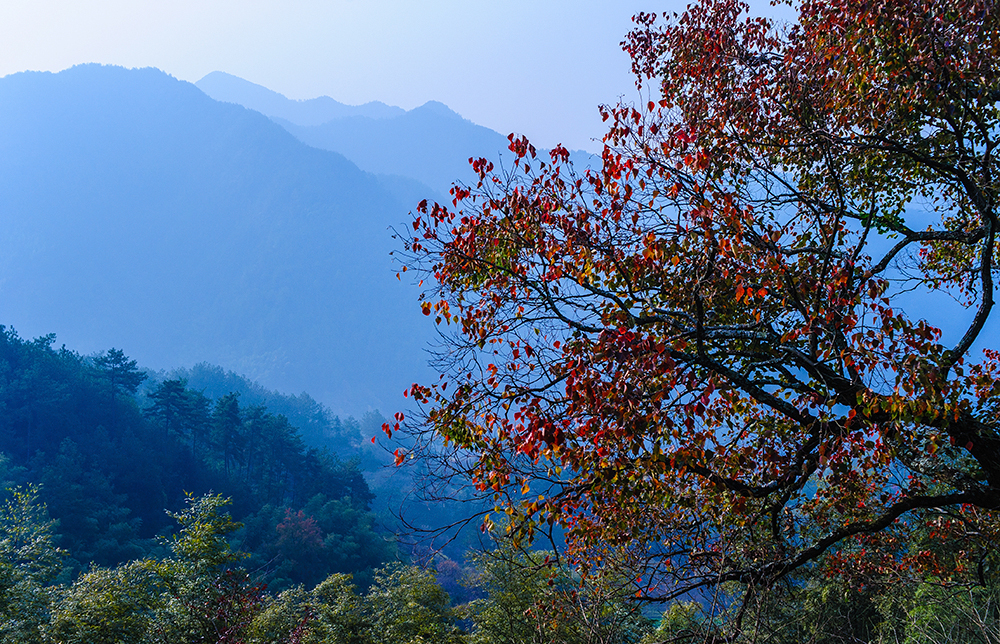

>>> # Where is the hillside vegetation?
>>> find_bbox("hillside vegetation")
[0,327,393,590]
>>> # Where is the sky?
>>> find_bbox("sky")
[0,0,793,152]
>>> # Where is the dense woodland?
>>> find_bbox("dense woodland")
[0,326,393,589]
[0,467,997,643]
[0,325,653,643]
[0,328,997,642]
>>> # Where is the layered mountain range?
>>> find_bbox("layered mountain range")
[0,64,468,414]
[195,70,519,195]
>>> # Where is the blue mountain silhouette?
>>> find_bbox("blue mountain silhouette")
[0,64,432,414]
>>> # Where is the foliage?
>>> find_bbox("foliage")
[307,573,371,644]
[642,601,716,644]
[0,485,63,644]
[38,439,145,575]
[0,327,391,588]
[164,493,244,572]
[365,563,465,644]
[240,492,392,592]
[45,559,163,644]
[43,493,268,644]
[242,566,462,644]
[466,543,651,644]
[392,0,1000,636]
[159,363,371,456]
[246,585,315,644]
[0,489,654,644]
[145,378,208,446]
[636,514,1000,643]
[880,581,1000,644]
[94,349,147,401]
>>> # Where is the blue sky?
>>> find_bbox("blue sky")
[0,1,793,152]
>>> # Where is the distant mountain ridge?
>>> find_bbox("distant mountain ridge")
[196,71,406,125]
[0,64,433,415]
[196,71,594,196]
[276,107,516,195]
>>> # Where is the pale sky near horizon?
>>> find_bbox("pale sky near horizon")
[0,1,793,152]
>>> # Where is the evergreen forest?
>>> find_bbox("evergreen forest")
[0,327,393,590]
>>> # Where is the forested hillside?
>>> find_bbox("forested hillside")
[0,326,653,643]
[0,327,393,589]
[145,363,423,537]
[147,363,384,464]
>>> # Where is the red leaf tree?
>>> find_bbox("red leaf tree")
[393,0,1000,631]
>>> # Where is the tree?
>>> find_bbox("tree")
[95,348,146,431]
[150,493,261,644]
[145,379,213,459]
[213,393,246,478]
[95,348,146,404]
[0,485,64,644]
[364,563,464,644]
[44,493,270,644]
[393,0,1000,636]
[45,559,164,644]
[466,542,651,644]
[306,573,371,644]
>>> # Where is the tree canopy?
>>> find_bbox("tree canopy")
[392,0,1000,631]
[0,327,392,590]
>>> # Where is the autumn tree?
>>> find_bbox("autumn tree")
[392,0,1000,636]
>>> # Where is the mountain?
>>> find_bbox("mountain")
[196,71,405,125]
[0,64,433,415]
[196,72,525,195]
[277,103,517,195]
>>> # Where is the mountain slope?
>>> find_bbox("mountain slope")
[196,71,404,125]
[0,64,431,414]
[197,72,599,197]
[278,102,516,195]
[196,72,515,195]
